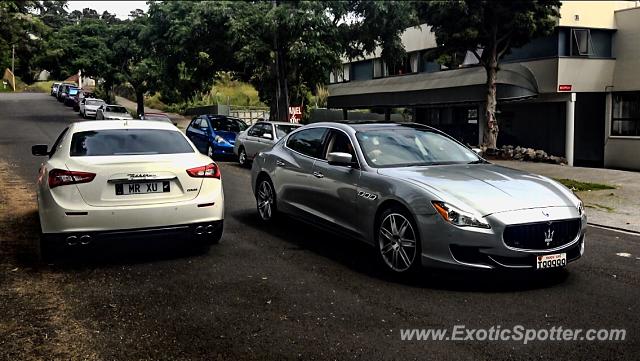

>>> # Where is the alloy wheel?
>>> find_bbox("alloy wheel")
[239,149,247,166]
[378,213,417,272]
[257,180,274,221]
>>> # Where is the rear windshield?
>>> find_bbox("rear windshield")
[106,106,128,113]
[86,100,104,106]
[70,129,194,156]
[68,88,78,95]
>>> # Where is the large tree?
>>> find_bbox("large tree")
[0,1,46,83]
[419,0,560,149]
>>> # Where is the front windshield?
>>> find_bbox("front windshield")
[275,124,299,138]
[356,126,481,168]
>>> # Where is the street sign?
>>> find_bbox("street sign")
[288,106,303,123]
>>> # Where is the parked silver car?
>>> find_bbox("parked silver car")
[250,122,586,274]
[95,104,133,120]
[234,121,302,166]
[79,98,106,118]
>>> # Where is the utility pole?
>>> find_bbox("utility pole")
[11,44,16,92]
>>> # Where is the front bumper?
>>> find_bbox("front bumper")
[211,143,235,155]
[418,206,586,270]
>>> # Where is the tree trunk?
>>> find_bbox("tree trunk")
[482,54,499,149]
[135,89,145,118]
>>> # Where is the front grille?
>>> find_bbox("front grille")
[503,218,581,250]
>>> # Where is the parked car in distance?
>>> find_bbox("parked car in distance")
[79,98,106,118]
[95,104,133,120]
[186,115,248,157]
[51,82,61,96]
[56,83,75,102]
[250,121,586,275]
[63,86,80,107]
[140,112,175,125]
[234,121,302,167]
[31,120,224,255]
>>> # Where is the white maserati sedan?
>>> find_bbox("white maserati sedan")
[32,120,224,254]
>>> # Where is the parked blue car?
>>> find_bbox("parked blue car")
[186,115,249,157]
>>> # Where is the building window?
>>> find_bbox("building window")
[612,92,640,136]
[571,29,593,56]
[351,60,373,81]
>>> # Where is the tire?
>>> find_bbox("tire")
[375,206,421,274]
[256,176,277,222]
[38,234,58,262]
[238,147,248,167]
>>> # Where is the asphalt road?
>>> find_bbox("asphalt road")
[1,93,639,360]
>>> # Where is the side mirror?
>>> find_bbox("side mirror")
[327,152,354,167]
[262,132,273,139]
[32,144,49,156]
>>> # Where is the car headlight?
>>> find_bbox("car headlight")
[577,200,584,216]
[215,135,226,144]
[432,201,490,229]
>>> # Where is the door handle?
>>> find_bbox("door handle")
[313,171,324,178]
[276,160,286,167]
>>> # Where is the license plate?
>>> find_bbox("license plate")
[536,253,567,269]
[115,181,170,195]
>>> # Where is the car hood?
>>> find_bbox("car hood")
[378,163,578,216]
[214,130,237,144]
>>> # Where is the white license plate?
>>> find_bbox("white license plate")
[536,253,567,269]
[116,181,169,195]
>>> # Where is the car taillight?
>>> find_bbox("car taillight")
[48,169,96,188]
[187,163,221,179]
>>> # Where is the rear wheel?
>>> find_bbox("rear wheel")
[256,177,277,222]
[376,207,420,274]
[238,147,248,167]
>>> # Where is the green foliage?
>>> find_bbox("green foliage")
[554,179,616,192]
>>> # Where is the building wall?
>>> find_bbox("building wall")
[557,58,616,92]
[612,7,640,91]
[558,1,636,29]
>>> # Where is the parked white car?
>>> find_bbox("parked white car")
[233,121,302,166]
[79,98,106,119]
[32,120,224,254]
[95,104,134,120]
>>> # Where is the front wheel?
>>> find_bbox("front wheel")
[238,147,248,167]
[256,177,277,222]
[376,207,420,274]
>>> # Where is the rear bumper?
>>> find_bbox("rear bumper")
[43,220,222,244]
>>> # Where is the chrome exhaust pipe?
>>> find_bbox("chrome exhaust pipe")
[205,225,215,234]
[66,235,78,246]
[195,226,205,235]
[79,235,91,245]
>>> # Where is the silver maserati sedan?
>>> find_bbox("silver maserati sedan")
[250,122,586,274]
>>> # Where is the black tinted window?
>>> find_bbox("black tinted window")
[210,117,248,132]
[105,106,127,113]
[248,123,265,137]
[275,124,299,139]
[286,128,327,158]
[70,129,194,156]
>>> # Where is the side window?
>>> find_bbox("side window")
[324,130,356,160]
[50,127,69,158]
[286,128,327,158]
[262,123,274,138]
[248,123,264,137]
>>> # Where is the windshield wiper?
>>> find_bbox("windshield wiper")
[467,160,488,164]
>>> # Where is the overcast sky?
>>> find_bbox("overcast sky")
[66,1,149,19]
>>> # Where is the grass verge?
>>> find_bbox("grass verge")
[553,178,615,192]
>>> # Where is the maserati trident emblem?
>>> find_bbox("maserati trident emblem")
[544,227,554,246]
[542,210,550,217]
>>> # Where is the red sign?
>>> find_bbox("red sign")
[558,84,572,92]
[288,106,303,123]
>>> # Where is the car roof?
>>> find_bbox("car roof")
[69,120,178,132]
[308,121,437,132]
[256,121,302,126]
